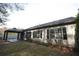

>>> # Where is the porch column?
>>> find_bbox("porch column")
[3,31,6,40]
[17,32,19,40]
[31,31,33,39]
[5,32,8,40]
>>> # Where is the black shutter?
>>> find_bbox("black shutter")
[47,29,49,39]
[62,27,67,40]
[40,30,42,38]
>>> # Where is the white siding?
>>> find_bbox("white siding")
[42,29,48,43]
[66,24,75,47]
[31,31,33,39]
[30,24,76,47]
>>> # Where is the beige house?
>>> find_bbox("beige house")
[24,17,76,48]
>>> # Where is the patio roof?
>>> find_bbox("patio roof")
[5,28,23,33]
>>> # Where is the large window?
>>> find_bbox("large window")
[47,27,67,40]
[33,30,42,38]
[49,28,62,39]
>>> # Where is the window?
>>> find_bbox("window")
[55,27,67,40]
[33,30,42,38]
[48,27,67,40]
[48,28,62,39]
[50,29,55,39]
[54,28,62,39]
[33,31,38,38]
[57,28,62,39]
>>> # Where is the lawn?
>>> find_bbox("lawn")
[0,41,77,56]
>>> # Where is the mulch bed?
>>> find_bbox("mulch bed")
[0,40,10,45]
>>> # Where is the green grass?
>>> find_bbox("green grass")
[0,41,76,56]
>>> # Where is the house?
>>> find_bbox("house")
[3,17,76,48]
[24,17,76,48]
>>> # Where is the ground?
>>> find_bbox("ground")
[0,40,78,56]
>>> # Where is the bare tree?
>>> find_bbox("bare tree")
[0,3,26,25]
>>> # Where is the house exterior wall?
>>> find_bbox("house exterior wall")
[66,24,75,47]
[42,29,48,43]
[25,23,76,48]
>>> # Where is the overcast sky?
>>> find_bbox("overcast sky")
[1,0,79,29]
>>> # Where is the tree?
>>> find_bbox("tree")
[0,3,25,25]
[75,9,79,51]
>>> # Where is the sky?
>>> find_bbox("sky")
[1,0,79,29]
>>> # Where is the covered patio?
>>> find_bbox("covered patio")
[3,28,24,42]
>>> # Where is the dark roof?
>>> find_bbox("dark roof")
[5,28,23,32]
[24,17,75,31]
